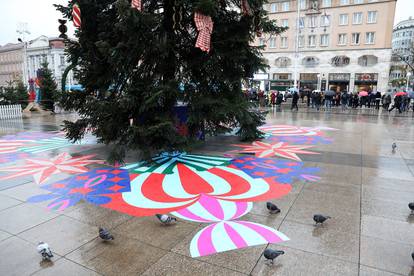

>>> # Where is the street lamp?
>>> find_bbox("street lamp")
[407,72,412,92]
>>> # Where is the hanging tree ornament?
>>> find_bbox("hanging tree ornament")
[131,0,142,11]
[194,12,214,53]
[72,3,81,28]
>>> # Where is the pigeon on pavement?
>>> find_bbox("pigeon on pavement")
[313,214,331,225]
[37,242,53,261]
[156,214,177,224]
[99,227,114,241]
[392,142,397,152]
[266,202,281,214]
[263,249,285,265]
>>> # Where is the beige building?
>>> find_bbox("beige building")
[259,0,396,93]
[0,43,25,86]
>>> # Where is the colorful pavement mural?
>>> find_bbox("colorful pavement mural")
[0,126,337,258]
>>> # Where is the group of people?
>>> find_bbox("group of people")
[263,89,413,114]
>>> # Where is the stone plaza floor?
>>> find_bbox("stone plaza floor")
[0,108,413,276]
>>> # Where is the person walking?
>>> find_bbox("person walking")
[314,92,322,111]
[270,91,276,107]
[341,91,348,111]
[375,91,381,110]
[276,92,283,111]
[389,95,403,113]
[291,91,299,111]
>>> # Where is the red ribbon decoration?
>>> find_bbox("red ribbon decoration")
[194,12,214,53]
[131,0,141,11]
[72,4,81,28]
[241,0,252,16]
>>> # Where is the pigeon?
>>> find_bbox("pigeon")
[99,227,114,241]
[392,142,397,152]
[156,214,177,224]
[263,249,285,265]
[409,202,414,213]
[313,214,331,225]
[37,242,53,261]
[266,202,281,214]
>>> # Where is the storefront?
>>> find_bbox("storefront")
[299,73,318,91]
[354,73,378,92]
[271,73,293,92]
[328,73,350,92]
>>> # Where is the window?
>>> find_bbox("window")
[308,35,316,47]
[338,34,347,45]
[281,2,289,11]
[353,0,363,4]
[321,15,331,27]
[352,33,360,45]
[367,11,377,23]
[320,34,329,46]
[353,12,363,24]
[366,32,375,44]
[298,36,305,48]
[299,17,305,28]
[270,3,278,13]
[281,37,288,48]
[358,55,378,66]
[299,0,307,9]
[339,14,348,25]
[340,0,349,5]
[309,16,318,28]
[322,0,332,7]
[282,19,289,27]
[269,38,276,48]
[60,55,65,65]
[259,38,265,46]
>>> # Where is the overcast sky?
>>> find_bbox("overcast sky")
[0,0,413,45]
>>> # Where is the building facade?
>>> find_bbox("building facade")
[390,17,414,81]
[0,43,24,86]
[0,36,75,88]
[259,0,396,93]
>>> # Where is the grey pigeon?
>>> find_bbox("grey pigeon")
[37,242,53,261]
[313,214,331,225]
[409,202,414,213]
[392,142,397,152]
[156,214,177,224]
[99,227,114,241]
[266,202,281,214]
[263,249,285,265]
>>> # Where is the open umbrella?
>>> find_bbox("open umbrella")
[324,90,335,96]
[395,91,407,96]
[359,91,368,97]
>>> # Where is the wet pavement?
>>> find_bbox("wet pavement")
[0,108,414,276]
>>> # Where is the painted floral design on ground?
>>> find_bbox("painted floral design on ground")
[232,141,319,161]
[0,153,104,184]
[259,125,337,136]
[266,135,333,145]
[122,152,231,174]
[27,168,131,211]
[230,156,321,184]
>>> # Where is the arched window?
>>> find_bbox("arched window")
[275,57,291,68]
[302,56,319,67]
[358,55,378,66]
[331,56,350,67]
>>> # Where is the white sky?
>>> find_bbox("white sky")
[0,0,413,45]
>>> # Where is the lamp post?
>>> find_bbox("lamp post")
[406,72,412,92]
[17,23,30,85]
[293,0,301,91]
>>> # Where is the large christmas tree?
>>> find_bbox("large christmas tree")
[56,0,285,160]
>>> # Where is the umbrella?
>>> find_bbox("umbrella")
[395,91,407,96]
[288,88,298,93]
[408,91,414,99]
[359,91,368,97]
[324,90,335,96]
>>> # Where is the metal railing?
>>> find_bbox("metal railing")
[0,104,23,120]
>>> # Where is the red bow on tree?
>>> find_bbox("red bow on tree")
[241,0,252,16]
[194,12,214,53]
[131,0,141,11]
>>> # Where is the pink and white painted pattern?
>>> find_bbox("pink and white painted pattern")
[259,125,337,136]
[190,221,289,257]
[171,195,252,223]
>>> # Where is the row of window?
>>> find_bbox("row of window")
[272,55,379,68]
[278,11,377,29]
[260,32,376,48]
[0,63,21,73]
[0,53,23,63]
[393,30,414,38]
[268,0,378,13]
